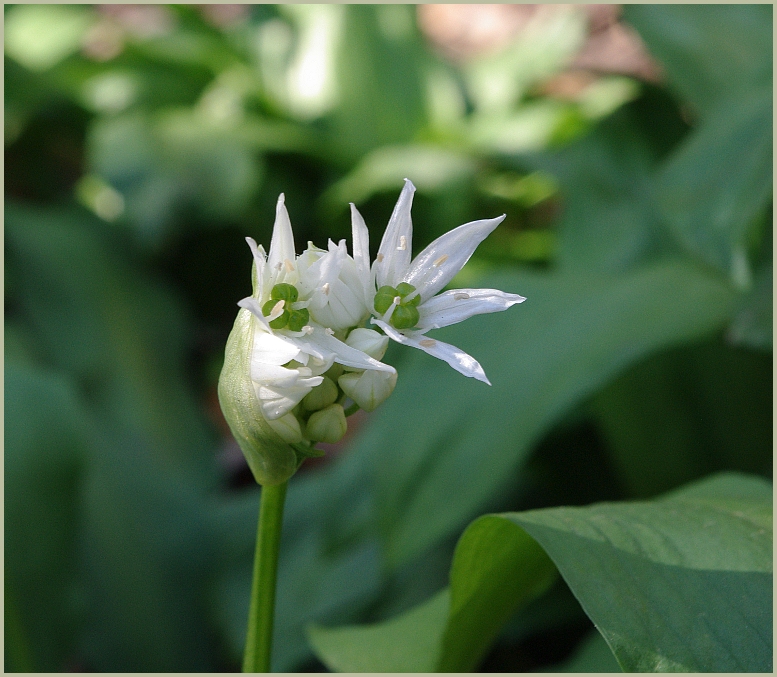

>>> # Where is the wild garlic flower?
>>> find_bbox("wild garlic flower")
[356,179,526,384]
[218,194,394,485]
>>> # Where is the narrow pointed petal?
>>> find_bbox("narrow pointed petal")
[350,204,372,305]
[372,319,491,384]
[245,237,267,298]
[267,193,296,280]
[416,288,526,331]
[296,327,396,373]
[402,215,505,301]
[237,296,272,332]
[374,178,415,288]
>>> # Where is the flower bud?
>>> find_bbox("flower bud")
[306,403,347,443]
[345,327,389,361]
[266,412,303,444]
[218,308,299,485]
[302,376,339,411]
[338,369,397,412]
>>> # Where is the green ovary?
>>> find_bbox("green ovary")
[263,284,308,330]
[374,283,420,329]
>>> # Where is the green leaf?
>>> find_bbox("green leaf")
[529,107,668,274]
[591,339,773,498]
[5,362,92,671]
[624,5,773,115]
[309,473,771,673]
[511,472,772,672]
[308,589,449,672]
[357,260,736,568]
[324,5,427,165]
[308,512,557,672]
[5,202,214,472]
[437,515,558,671]
[655,87,772,280]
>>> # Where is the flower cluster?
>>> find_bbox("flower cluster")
[218,179,525,484]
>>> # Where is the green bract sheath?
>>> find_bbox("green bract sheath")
[218,307,298,486]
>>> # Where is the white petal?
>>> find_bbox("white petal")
[402,215,505,301]
[238,296,272,332]
[245,237,267,299]
[372,319,491,384]
[350,204,372,306]
[245,316,302,365]
[416,288,526,331]
[256,377,322,420]
[267,194,296,284]
[297,327,396,373]
[249,361,307,388]
[374,179,415,288]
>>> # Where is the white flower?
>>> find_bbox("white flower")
[237,194,395,421]
[296,238,369,331]
[356,179,526,384]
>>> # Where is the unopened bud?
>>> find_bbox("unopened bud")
[338,369,397,412]
[302,376,339,411]
[345,327,389,361]
[306,403,347,443]
[266,412,303,444]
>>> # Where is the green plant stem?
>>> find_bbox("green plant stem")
[243,481,288,673]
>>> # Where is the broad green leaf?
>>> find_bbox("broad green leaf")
[309,512,557,672]
[624,5,773,116]
[5,362,92,671]
[656,87,772,280]
[437,515,558,671]
[310,473,771,673]
[528,107,668,274]
[5,203,214,473]
[591,339,773,499]
[357,260,736,568]
[308,589,449,672]
[324,5,427,165]
[510,472,772,672]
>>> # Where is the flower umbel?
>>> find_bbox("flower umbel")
[218,194,395,485]
[358,179,526,384]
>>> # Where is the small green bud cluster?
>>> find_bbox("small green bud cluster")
[374,282,421,329]
[262,283,310,331]
[297,369,347,444]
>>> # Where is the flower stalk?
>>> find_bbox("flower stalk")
[243,481,288,673]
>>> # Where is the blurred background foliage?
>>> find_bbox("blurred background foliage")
[4,3,772,672]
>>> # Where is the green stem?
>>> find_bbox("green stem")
[243,481,288,673]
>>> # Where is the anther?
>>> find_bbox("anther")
[454,292,470,300]
[420,339,436,348]
[398,236,407,251]
[284,259,294,272]
[376,253,384,262]
[322,282,330,295]
[433,254,448,267]
[325,327,335,336]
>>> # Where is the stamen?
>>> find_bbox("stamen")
[325,327,335,336]
[376,253,384,262]
[284,259,294,272]
[274,262,283,271]
[301,325,314,335]
[433,254,448,267]
[398,236,407,251]
[454,292,470,300]
[322,282,330,295]
[420,339,436,348]
[267,299,285,321]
